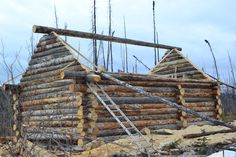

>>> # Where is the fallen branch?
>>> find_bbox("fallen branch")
[183,129,235,138]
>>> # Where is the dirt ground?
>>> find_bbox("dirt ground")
[0,143,10,157]
[1,122,235,157]
[77,121,236,157]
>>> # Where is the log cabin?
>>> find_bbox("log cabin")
[18,34,222,151]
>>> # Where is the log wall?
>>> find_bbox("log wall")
[19,35,86,149]
[69,72,220,140]
[150,49,209,80]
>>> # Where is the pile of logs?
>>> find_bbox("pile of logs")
[19,34,222,150]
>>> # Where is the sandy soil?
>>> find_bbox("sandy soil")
[77,121,236,157]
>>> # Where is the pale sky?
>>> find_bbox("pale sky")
[0,0,235,83]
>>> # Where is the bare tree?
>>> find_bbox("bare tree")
[91,0,98,68]
[64,22,68,41]
[107,0,113,72]
[228,51,236,84]
[0,40,26,85]
[152,0,157,65]
[26,32,35,62]
[54,2,59,28]
[123,16,128,73]
[204,40,220,80]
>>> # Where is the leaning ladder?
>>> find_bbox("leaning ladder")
[87,82,152,155]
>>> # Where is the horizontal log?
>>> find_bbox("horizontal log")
[25,127,79,134]
[61,70,87,79]
[188,106,215,112]
[25,61,66,76]
[93,103,176,110]
[22,108,79,117]
[24,62,83,77]
[95,108,178,117]
[184,102,215,107]
[39,34,56,42]
[162,54,183,62]
[21,69,61,83]
[23,120,79,127]
[21,95,81,106]
[22,79,74,91]
[32,46,68,59]
[148,123,178,130]
[164,70,203,79]
[25,132,78,140]
[97,96,213,105]
[99,96,177,104]
[28,55,75,70]
[96,119,178,130]
[36,38,57,48]
[183,129,234,139]
[36,42,64,52]
[151,62,192,73]
[33,25,182,50]
[97,114,178,122]
[20,75,61,87]
[20,86,75,101]
[20,86,72,98]
[21,99,80,112]
[23,114,80,122]
[30,51,68,66]
[156,59,188,68]
[183,111,216,118]
[157,66,197,75]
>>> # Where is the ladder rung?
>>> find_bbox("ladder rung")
[111,110,120,112]
[126,127,134,130]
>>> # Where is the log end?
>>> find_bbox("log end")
[60,70,65,79]
[86,73,101,83]
[32,25,38,33]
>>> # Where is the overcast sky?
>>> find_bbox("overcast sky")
[0,0,235,83]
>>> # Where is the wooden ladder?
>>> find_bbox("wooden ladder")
[87,82,152,156]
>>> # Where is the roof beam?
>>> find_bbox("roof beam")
[32,25,182,51]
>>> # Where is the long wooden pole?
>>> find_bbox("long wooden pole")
[32,25,182,51]
[123,17,129,72]
[133,55,151,70]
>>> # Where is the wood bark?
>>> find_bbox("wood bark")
[32,46,68,59]
[96,119,177,130]
[22,79,74,91]
[28,55,75,70]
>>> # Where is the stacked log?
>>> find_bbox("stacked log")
[213,82,223,119]
[19,35,86,149]
[61,71,219,139]
[1,84,20,142]
[150,49,210,80]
